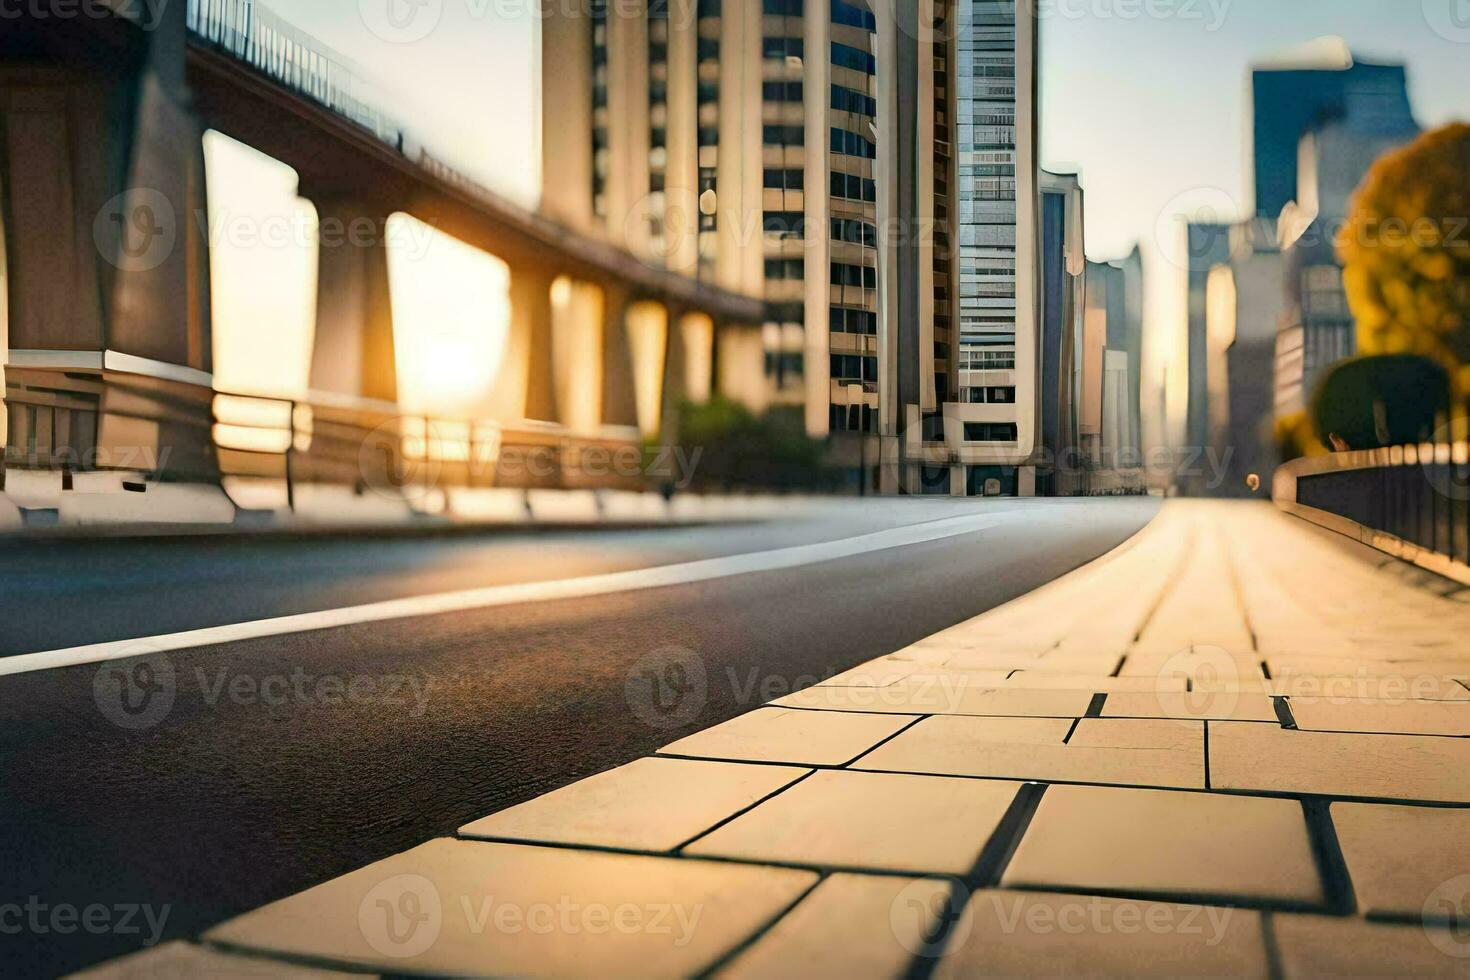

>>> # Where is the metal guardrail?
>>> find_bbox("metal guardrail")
[211,391,648,505]
[1275,443,1470,577]
[186,0,405,148]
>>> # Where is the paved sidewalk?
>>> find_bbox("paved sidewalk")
[79,501,1470,978]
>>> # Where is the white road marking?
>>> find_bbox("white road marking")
[1,507,1072,677]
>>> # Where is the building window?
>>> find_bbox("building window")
[764,168,805,190]
[830,84,877,116]
[958,348,1016,371]
[764,258,805,280]
[964,423,1018,443]
[763,125,806,147]
[830,354,877,382]
[831,0,877,30]
[829,172,876,202]
[830,263,877,289]
[831,218,876,247]
[831,42,876,74]
[763,211,806,238]
[830,127,876,158]
[762,36,803,59]
[830,306,877,334]
[762,81,804,102]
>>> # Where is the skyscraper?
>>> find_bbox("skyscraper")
[540,0,1038,495]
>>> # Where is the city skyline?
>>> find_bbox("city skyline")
[285,0,1470,452]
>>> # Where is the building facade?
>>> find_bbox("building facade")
[540,0,1040,495]
[1080,254,1146,493]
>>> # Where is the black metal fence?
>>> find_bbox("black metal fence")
[1281,445,1470,568]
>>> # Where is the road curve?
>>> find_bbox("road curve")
[0,497,1157,975]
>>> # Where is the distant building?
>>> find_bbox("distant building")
[540,0,1043,496]
[1274,72,1419,419]
[1037,170,1086,495]
[1183,221,1234,494]
[1079,253,1146,493]
[1183,41,1418,497]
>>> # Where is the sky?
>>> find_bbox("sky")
[272,0,1470,443]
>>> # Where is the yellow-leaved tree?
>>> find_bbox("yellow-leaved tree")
[1338,123,1470,399]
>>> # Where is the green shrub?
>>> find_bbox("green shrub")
[657,397,843,492]
[1311,354,1449,450]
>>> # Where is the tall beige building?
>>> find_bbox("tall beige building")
[540,0,1038,495]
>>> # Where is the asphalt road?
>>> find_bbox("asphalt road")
[0,496,1158,975]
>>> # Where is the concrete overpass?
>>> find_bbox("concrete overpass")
[0,0,770,517]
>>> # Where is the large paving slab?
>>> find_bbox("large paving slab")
[714,874,953,979]
[1209,721,1470,803]
[685,769,1023,874]
[1330,802,1470,919]
[67,942,364,979]
[1287,698,1470,736]
[1002,672,1188,693]
[1001,785,1325,907]
[205,839,816,978]
[934,890,1270,977]
[1101,689,1279,722]
[775,678,1095,717]
[854,716,1205,789]
[458,757,809,852]
[1273,914,1470,977]
[658,706,915,766]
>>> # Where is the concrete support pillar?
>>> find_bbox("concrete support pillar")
[551,277,605,434]
[539,2,596,233]
[601,283,640,430]
[625,300,669,439]
[661,309,715,443]
[716,322,768,413]
[308,199,397,405]
[681,312,715,406]
[500,263,558,424]
[0,4,215,481]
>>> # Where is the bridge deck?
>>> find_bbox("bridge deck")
[84,501,1470,978]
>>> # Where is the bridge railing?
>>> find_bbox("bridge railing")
[186,0,405,148]
[1275,443,1470,579]
[212,390,647,510]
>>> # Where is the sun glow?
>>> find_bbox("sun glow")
[202,131,318,401]
[385,213,510,419]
